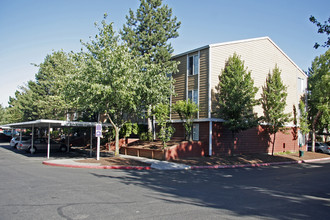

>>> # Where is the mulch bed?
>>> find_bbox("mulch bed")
[75,151,330,167]
[127,139,184,149]
[76,157,151,166]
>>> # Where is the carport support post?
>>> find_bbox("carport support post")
[47,123,50,159]
[31,125,34,151]
[19,128,22,143]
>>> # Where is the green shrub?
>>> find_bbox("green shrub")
[139,132,153,141]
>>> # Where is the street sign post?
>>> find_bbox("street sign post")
[96,124,102,160]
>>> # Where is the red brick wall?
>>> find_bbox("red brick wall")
[166,141,205,160]
[172,121,299,156]
[212,122,298,155]
[172,122,209,156]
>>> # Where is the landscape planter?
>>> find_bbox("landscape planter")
[119,140,204,160]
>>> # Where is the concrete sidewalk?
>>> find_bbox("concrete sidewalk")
[43,155,191,170]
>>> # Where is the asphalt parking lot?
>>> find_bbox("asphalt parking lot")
[1,143,330,220]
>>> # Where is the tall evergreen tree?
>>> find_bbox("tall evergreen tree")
[216,53,258,155]
[121,0,181,137]
[307,49,330,151]
[299,99,310,145]
[260,65,291,155]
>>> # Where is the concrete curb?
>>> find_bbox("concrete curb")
[42,156,330,170]
[190,157,330,170]
[42,161,152,170]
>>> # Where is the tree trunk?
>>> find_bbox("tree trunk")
[272,132,276,156]
[231,131,235,156]
[311,129,315,152]
[114,126,120,156]
[106,114,121,156]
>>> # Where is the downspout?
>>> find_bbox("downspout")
[208,46,213,156]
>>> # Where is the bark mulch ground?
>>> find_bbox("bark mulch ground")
[75,157,151,166]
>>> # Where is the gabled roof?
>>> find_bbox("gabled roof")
[172,36,307,77]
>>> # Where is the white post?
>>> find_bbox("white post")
[96,136,100,160]
[47,124,50,159]
[90,127,93,158]
[209,121,212,156]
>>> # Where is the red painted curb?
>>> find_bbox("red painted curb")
[42,161,152,170]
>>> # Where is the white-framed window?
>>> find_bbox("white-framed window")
[188,89,198,105]
[297,77,305,93]
[188,54,199,76]
[193,123,199,141]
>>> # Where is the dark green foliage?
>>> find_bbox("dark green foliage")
[139,132,153,141]
[121,0,181,64]
[307,49,330,151]
[7,51,74,122]
[260,65,291,155]
[0,104,9,124]
[153,103,175,148]
[299,99,310,136]
[121,0,180,135]
[172,99,198,141]
[309,16,330,49]
[216,53,259,135]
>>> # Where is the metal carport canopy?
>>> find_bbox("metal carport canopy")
[3,119,111,159]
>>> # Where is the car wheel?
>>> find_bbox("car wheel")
[28,147,37,154]
[14,143,18,149]
[59,145,67,152]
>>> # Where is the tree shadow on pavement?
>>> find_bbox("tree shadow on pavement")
[91,163,330,219]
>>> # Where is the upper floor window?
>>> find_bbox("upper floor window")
[188,54,199,76]
[297,77,305,93]
[188,89,198,105]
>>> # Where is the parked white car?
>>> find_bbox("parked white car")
[307,142,330,154]
[10,137,31,148]
[17,138,67,154]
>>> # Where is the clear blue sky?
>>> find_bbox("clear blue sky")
[0,0,329,107]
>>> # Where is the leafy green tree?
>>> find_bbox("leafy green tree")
[63,16,146,155]
[309,16,330,49]
[260,65,291,155]
[7,51,74,122]
[307,49,330,151]
[0,104,9,124]
[299,99,310,145]
[172,99,198,141]
[33,50,76,119]
[121,0,180,137]
[216,53,258,155]
[153,103,174,148]
[7,84,36,122]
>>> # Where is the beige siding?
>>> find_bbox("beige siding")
[172,55,187,120]
[199,49,209,118]
[171,49,210,119]
[210,37,307,118]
